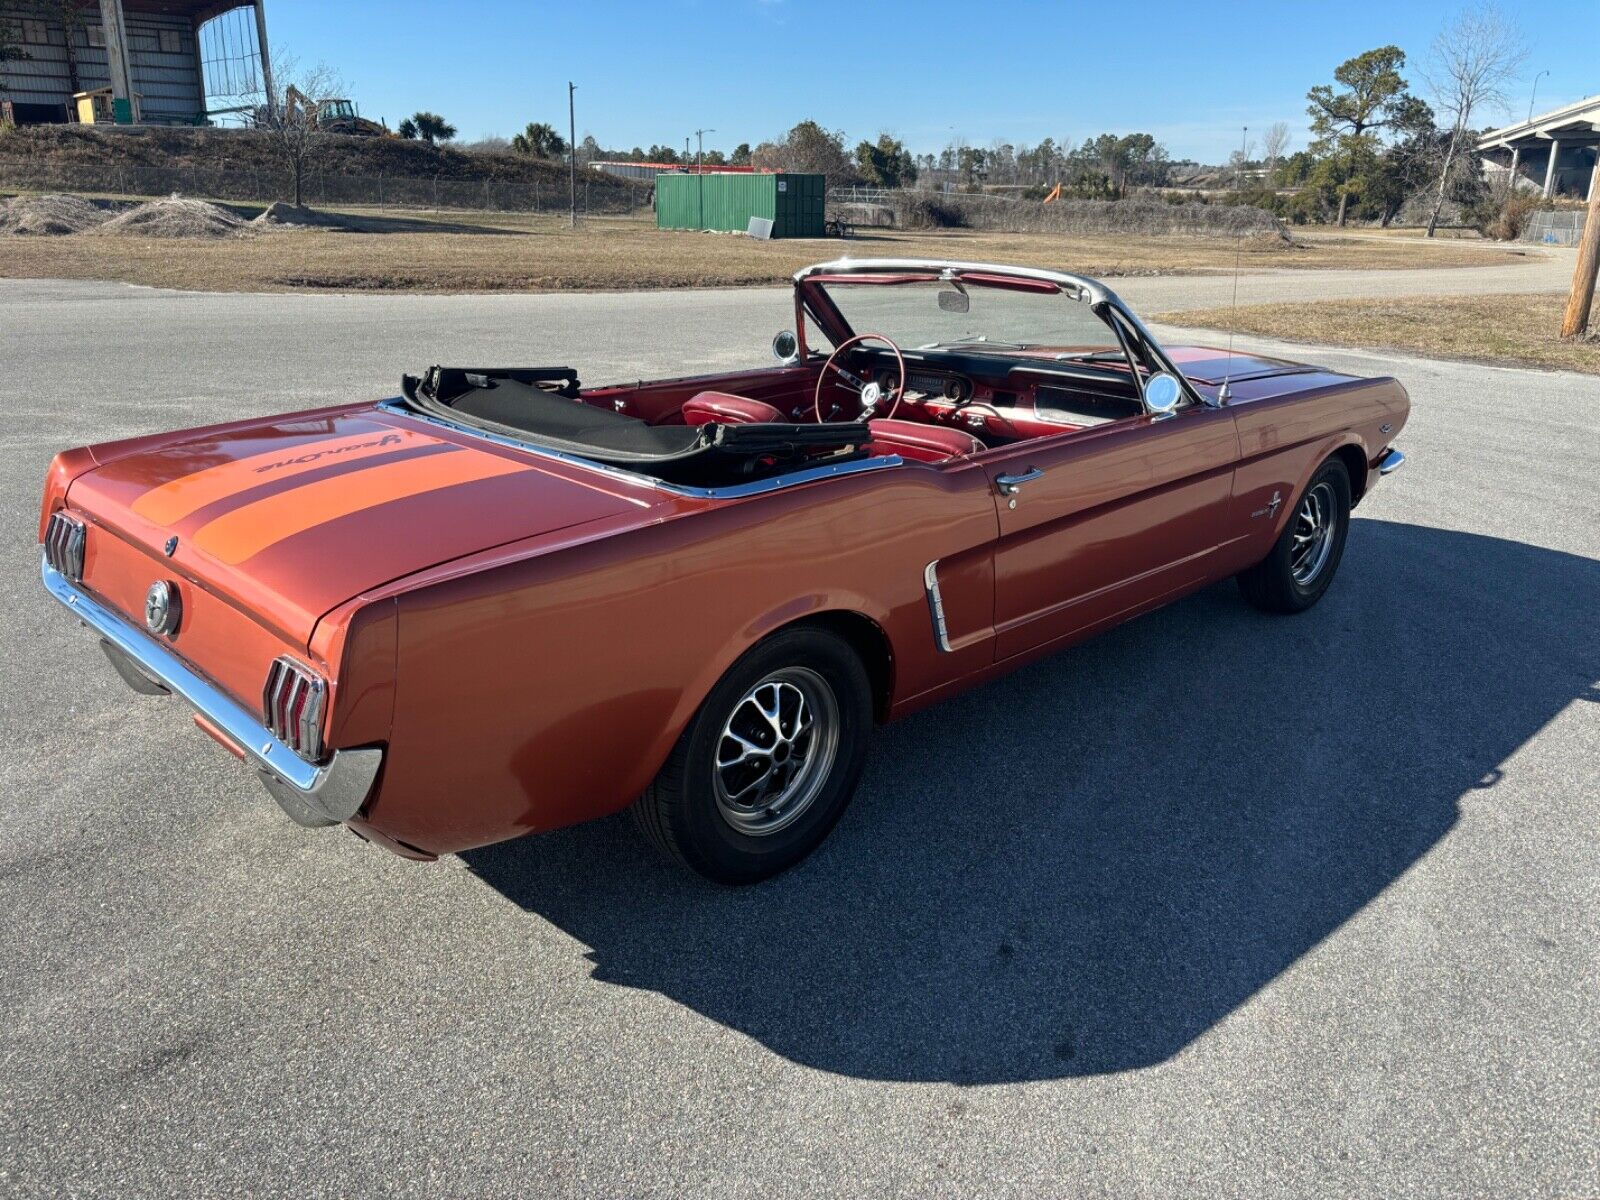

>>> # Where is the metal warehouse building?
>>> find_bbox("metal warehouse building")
[0,0,273,126]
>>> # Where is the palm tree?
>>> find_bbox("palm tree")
[398,111,456,145]
[511,121,567,159]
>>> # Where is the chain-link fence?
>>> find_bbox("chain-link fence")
[0,160,648,215]
[1521,209,1589,247]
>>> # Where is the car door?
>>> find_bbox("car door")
[986,404,1240,661]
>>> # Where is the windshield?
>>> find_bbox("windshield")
[815,277,1122,358]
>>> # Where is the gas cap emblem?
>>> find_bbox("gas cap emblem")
[145,580,182,637]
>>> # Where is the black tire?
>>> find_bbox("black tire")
[1237,457,1352,614]
[631,626,873,885]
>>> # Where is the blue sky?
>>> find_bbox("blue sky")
[263,0,1595,162]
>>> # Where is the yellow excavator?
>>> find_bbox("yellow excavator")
[281,87,389,137]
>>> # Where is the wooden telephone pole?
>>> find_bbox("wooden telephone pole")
[1561,160,1600,339]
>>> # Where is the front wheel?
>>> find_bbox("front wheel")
[1237,458,1352,613]
[631,627,873,884]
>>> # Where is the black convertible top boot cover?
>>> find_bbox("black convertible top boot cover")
[401,367,871,484]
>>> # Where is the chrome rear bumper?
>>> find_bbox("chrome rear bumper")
[41,558,381,828]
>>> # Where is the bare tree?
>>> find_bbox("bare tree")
[1262,122,1291,177]
[252,57,344,207]
[1421,4,1527,236]
[1228,132,1257,188]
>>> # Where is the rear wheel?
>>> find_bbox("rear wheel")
[632,627,872,884]
[1237,458,1352,613]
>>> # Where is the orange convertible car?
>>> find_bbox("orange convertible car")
[40,259,1407,882]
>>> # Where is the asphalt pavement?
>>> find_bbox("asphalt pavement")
[1,275,1596,1198]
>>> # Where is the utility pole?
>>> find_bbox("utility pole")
[1560,160,1600,339]
[695,127,714,229]
[567,81,577,228]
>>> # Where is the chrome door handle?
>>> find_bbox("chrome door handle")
[995,467,1044,496]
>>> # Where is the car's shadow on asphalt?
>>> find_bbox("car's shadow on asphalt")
[463,519,1599,1082]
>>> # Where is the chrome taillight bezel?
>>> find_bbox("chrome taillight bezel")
[44,511,86,583]
[263,656,327,762]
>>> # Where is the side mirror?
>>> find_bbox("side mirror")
[772,330,800,364]
[1144,372,1183,415]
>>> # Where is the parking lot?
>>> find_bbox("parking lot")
[2,277,1596,1198]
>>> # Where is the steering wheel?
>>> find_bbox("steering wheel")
[813,333,906,424]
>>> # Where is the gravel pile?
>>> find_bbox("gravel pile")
[92,194,249,238]
[0,193,115,235]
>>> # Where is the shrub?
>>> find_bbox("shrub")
[1471,191,1544,240]
[880,192,1285,239]
[888,192,969,229]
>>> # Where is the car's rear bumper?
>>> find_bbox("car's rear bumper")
[40,557,382,828]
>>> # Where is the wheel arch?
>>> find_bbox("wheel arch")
[1330,441,1369,506]
[694,605,897,728]
[626,601,896,806]
[788,609,896,724]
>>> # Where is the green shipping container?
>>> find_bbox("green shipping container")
[655,172,825,238]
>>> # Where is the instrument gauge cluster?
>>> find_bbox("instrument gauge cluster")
[903,370,972,403]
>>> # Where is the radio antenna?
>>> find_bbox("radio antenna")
[1219,124,1248,405]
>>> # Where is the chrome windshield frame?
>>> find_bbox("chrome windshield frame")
[793,258,1211,409]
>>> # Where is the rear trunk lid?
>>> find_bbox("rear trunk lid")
[65,404,663,649]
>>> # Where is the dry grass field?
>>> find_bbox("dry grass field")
[0,209,1535,294]
[1157,293,1599,375]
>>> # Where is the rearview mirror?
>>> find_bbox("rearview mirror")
[771,330,799,364]
[937,289,970,313]
[1144,372,1183,415]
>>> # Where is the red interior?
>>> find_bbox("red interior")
[578,349,1147,466]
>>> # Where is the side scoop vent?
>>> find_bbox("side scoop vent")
[44,512,86,582]
[263,657,326,762]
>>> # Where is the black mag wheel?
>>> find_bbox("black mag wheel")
[631,626,872,885]
[1237,457,1352,614]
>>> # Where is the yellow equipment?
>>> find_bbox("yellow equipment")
[73,88,141,125]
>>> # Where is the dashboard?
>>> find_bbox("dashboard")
[850,347,1146,440]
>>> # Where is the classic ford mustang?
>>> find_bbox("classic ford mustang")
[40,258,1407,883]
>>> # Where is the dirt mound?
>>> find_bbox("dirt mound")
[0,126,650,214]
[0,192,115,235]
[93,195,249,238]
[254,201,351,229]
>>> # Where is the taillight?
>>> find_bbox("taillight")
[44,511,86,582]
[263,657,326,761]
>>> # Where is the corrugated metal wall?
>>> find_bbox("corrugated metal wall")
[0,6,203,123]
[656,173,824,237]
